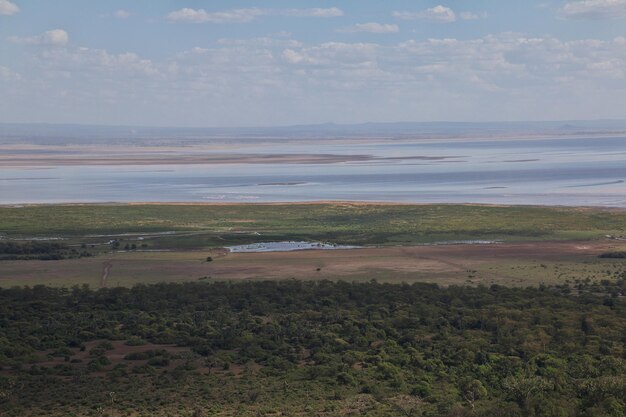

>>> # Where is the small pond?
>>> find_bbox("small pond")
[227,241,360,253]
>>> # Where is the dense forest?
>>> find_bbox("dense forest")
[0,241,92,261]
[0,279,624,416]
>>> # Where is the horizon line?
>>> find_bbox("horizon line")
[3,118,626,131]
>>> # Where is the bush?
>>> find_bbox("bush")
[599,252,626,259]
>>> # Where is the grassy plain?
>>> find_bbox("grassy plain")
[1,203,626,288]
[2,203,626,242]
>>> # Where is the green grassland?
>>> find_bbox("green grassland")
[2,203,626,289]
[1,203,626,247]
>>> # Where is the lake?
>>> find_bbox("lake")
[1,135,626,206]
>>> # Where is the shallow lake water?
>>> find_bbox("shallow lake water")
[227,241,360,253]
[2,136,626,206]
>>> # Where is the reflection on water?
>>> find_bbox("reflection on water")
[1,136,626,206]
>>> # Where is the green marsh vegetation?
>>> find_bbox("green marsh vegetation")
[1,203,626,248]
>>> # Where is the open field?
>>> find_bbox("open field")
[1,203,626,288]
[1,240,625,288]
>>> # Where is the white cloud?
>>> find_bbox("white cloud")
[559,0,626,19]
[217,37,303,48]
[115,9,131,19]
[280,8,343,17]
[282,42,379,66]
[282,49,307,64]
[337,23,399,34]
[43,30,69,46]
[276,33,626,98]
[9,29,69,46]
[7,32,626,126]
[167,7,343,23]
[0,65,20,81]
[167,8,263,23]
[393,5,457,22]
[41,47,159,77]
[0,0,19,15]
[190,47,208,54]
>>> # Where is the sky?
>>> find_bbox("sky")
[1,1,626,127]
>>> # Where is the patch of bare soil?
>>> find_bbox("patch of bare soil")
[1,240,621,286]
[209,240,619,280]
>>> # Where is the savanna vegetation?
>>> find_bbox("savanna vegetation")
[1,279,624,417]
[1,203,625,415]
[2,204,626,249]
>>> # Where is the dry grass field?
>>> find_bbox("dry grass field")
[2,239,624,288]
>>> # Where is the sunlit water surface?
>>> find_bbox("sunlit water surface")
[2,136,626,206]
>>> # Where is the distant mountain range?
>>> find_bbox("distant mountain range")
[1,120,626,145]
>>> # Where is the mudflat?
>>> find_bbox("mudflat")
[3,135,626,206]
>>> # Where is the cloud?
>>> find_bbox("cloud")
[217,37,303,48]
[459,11,487,20]
[282,42,379,66]
[9,29,69,46]
[115,9,131,19]
[393,5,457,22]
[41,47,159,77]
[282,49,307,64]
[43,30,69,46]
[276,33,626,97]
[559,0,626,19]
[190,47,208,54]
[280,8,343,17]
[167,7,343,23]
[7,32,626,126]
[167,8,264,23]
[337,23,399,34]
[0,0,19,15]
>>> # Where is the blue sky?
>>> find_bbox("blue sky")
[1,1,626,126]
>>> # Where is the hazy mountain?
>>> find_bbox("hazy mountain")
[1,120,626,145]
